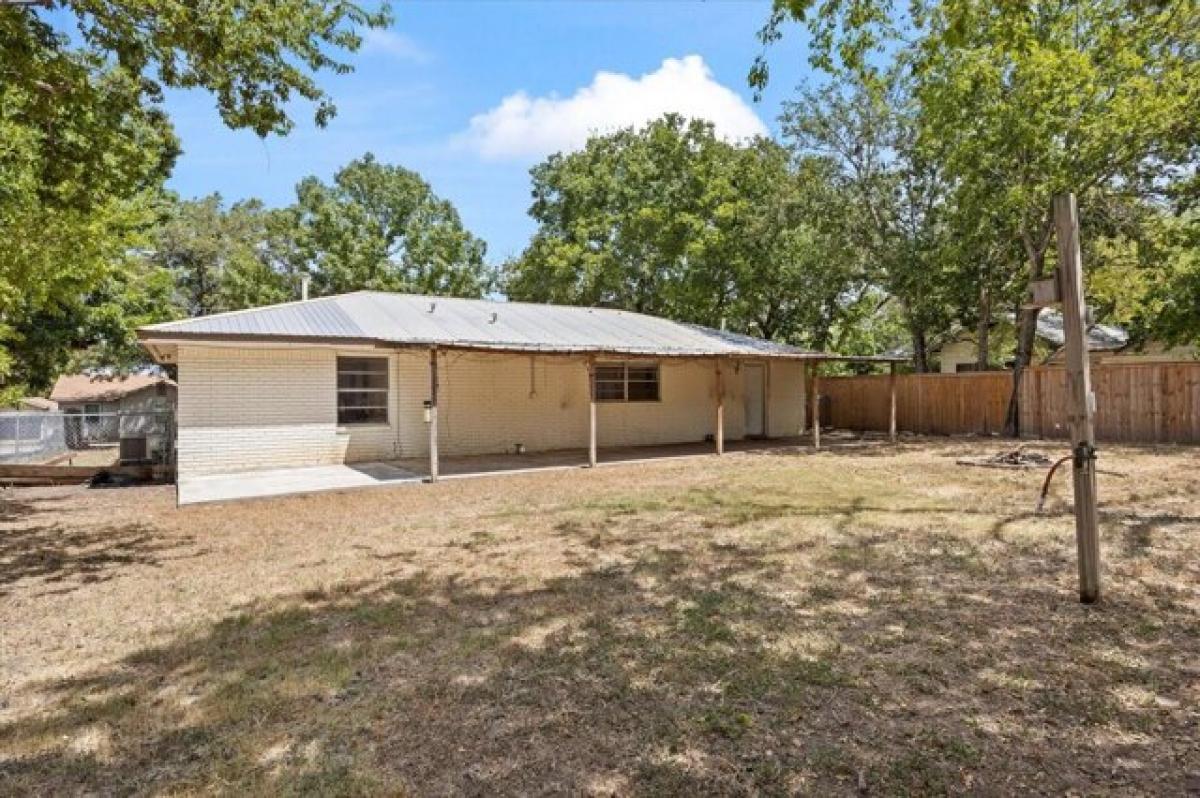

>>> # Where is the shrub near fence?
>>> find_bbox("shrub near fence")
[821,362,1200,444]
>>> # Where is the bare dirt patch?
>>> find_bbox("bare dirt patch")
[1,440,1198,795]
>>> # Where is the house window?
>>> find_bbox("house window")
[84,403,102,424]
[337,357,389,424]
[593,362,660,402]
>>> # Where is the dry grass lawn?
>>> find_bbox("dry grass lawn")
[1,439,1198,795]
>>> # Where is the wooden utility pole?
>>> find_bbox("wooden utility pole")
[1053,193,1101,603]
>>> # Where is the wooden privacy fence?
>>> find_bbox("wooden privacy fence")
[1020,362,1200,443]
[821,362,1200,443]
[822,371,1010,436]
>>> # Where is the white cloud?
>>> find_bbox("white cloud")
[457,55,768,160]
[361,29,431,63]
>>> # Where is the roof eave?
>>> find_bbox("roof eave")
[137,330,837,360]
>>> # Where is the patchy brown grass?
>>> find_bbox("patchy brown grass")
[1,438,1198,795]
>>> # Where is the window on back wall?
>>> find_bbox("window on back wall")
[337,356,389,424]
[593,362,660,402]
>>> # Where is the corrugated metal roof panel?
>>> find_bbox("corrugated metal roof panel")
[140,291,823,358]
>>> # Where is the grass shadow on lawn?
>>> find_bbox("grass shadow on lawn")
[1,512,1196,796]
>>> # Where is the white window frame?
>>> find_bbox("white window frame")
[83,403,102,424]
[593,361,660,403]
[336,356,390,425]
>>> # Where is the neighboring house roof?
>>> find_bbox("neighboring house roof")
[50,372,175,404]
[18,397,58,411]
[1031,310,1127,351]
[887,310,1130,359]
[139,291,883,361]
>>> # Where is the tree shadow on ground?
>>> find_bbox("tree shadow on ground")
[1,511,1195,796]
[0,496,198,597]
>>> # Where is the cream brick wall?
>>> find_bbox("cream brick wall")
[178,345,391,476]
[176,344,808,476]
[767,361,807,437]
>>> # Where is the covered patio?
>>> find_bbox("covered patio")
[175,432,889,505]
[419,350,904,480]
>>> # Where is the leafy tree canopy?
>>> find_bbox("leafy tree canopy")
[1,0,390,394]
[505,115,867,348]
[286,154,493,298]
[149,195,293,316]
[756,0,1200,419]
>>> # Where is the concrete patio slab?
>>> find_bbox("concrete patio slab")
[174,435,878,506]
[177,462,421,505]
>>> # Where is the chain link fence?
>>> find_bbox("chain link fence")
[0,410,175,465]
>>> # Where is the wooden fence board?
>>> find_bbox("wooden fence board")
[825,362,1200,443]
[824,372,1011,437]
[0,463,174,486]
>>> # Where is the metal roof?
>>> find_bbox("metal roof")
[139,291,841,360]
[885,309,1130,360]
[1031,310,1128,350]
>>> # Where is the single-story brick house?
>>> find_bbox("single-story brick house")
[138,292,891,482]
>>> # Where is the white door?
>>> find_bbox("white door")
[743,364,766,437]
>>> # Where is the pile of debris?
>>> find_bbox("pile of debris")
[957,448,1055,470]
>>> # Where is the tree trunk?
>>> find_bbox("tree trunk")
[1004,226,1052,437]
[1004,306,1041,436]
[910,324,930,373]
[976,285,991,371]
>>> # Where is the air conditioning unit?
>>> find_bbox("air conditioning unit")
[119,436,148,463]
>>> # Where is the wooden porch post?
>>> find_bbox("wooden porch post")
[714,358,724,455]
[428,346,439,482]
[587,355,598,467]
[809,361,821,450]
[889,362,898,443]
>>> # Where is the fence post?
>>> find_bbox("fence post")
[888,363,898,442]
[14,415,21,458]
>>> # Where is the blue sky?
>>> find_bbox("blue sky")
[161,1,811,262]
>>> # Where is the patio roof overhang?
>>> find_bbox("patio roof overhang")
[137,329,908,367]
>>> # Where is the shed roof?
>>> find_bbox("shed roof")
[139,291,890,361]
[18,397,58,411]
[50,373,175,404]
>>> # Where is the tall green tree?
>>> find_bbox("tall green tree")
[913,0,1200,429]
[151,195,293,316]
[506,116,725,316]
[1,0,389,392]
[506,115,862,346]
[1087,206,1200,350]
[756,0,1200,426]
[722,146,867,347]
[781,74,958,370]
[3,194,179,394]
[285,154,492,298]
